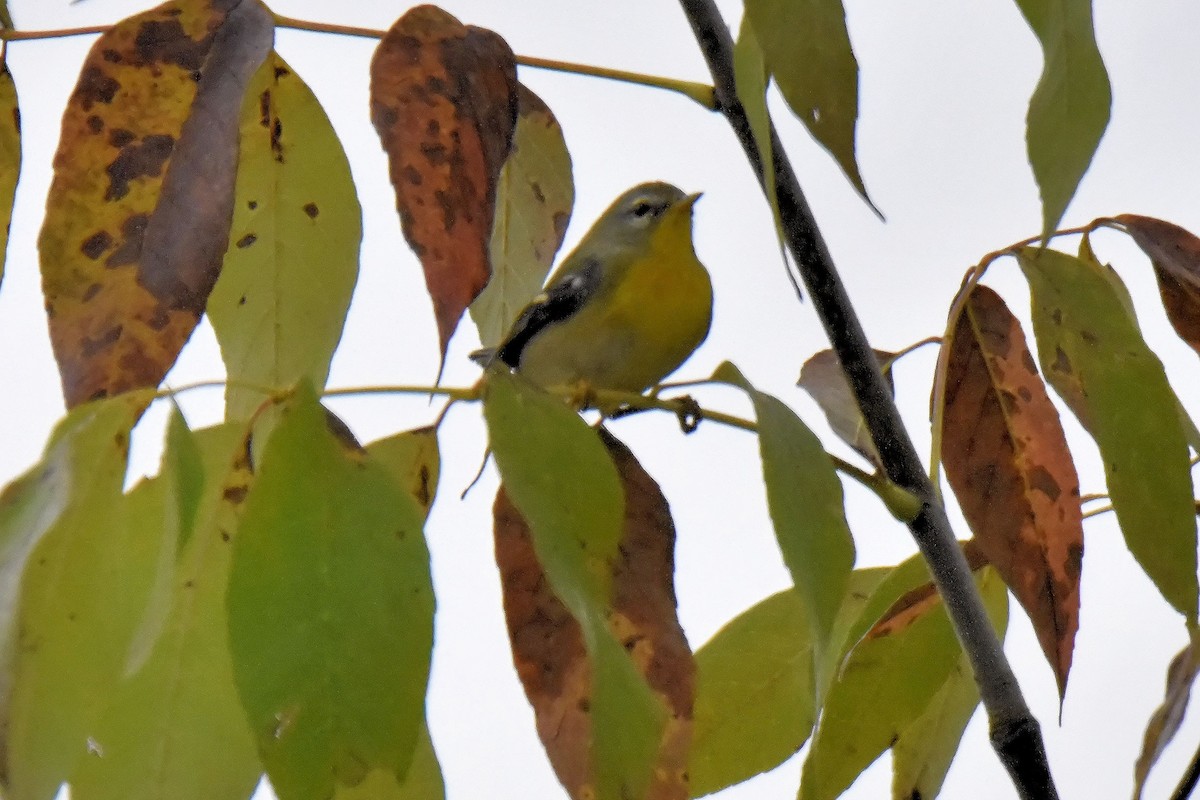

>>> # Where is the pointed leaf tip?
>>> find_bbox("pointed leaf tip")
[370,6,519,366]
[940,284,1082,697]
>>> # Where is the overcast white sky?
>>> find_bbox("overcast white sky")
[3,1,1200,799]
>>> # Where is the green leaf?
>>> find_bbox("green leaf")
[891,568,1009,800]
[714,362,855,695]
[743,0,871,206]
[470,84,573,348]
[335,724,443,800]
[482,369,662,800]
[799,556,997,800]
[0,64,19,288]
[0,392,157,800]
[689,570,884,798]
[227,384,434,800]
[165,405,205,551]
[366,427,440,520]
[70,424,262,800]
[732,17,785,252]
[1018,247,1197,620]
[209,51,362,420]
[1012,0,1111,239]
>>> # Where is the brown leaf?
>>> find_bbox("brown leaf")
[1133,636,1200,799]
[38,0,274,407]
[867,543,988,640]
[1117,214,1200,358]
[798,348,896,468]
[493,428,693,800]
[370,5,518,368]
[940,285,1083,697]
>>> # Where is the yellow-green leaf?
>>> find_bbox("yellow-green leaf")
[38,0,273,407]
[227,384,434,800]
[732,17,784,252]
[471,84,573,348]
[69,424,262,800]
[209,50,361,420]
[715,362,855,695]
[690,569,884,798]
[0,392,157,800]
[1018,247,1197,620]
[0,63,19,288]
[891,568,1009,800]
[335,725,443,800]
[800,555,999,800]
[366,427,440,519]
[1012,0,1111,239]
[744,0,871,206]
[483,369,662,800]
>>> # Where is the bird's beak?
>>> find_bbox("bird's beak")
[683,191,703,209]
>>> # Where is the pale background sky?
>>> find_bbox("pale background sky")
[2,1,1200,799]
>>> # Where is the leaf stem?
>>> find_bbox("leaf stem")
[272,15,716,108]
[2,24,107,41]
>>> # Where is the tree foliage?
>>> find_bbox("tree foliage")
[0,1,1197,800]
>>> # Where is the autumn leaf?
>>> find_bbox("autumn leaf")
[208,50,362,420]
[370,5,518,370]
[484,370,667,800]
[365,427,440,519]
[470,84,573,348]
[1132,635,1200,800]
[494,428,692,800]
[1012,0,1111,239]
[38,0,274,407]
[940,284,1082,696]
[1116,214,1200,359]
[798,348,897,468]
[1018,247,1198,621]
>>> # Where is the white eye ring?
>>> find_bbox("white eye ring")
[632,200,655,218]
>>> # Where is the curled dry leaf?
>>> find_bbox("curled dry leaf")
[370,5,518,366]
[1132,635,1200,800]
[1117,214,1200,358]
[798,348,896,467]
[940,285,1083,697]
[493,428,694,800]
[39,0,274,407]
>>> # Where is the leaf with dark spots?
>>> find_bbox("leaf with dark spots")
[939,285,1082,696]
[494,428,693,800]
[1018,246,1197,621]
[1118,214,1200,359]
[370,5,518,371]
[470,83,574,348]
[39,0,274,408]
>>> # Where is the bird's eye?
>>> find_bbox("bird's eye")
[632,200,655,218]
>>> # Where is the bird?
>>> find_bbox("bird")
[478,181,713,394]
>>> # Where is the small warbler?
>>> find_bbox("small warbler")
[479,181,713,393]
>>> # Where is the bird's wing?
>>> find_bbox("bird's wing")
[495,258,603,367]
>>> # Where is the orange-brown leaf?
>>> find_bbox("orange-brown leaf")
[370,5,517,367]
[1117,214,1200,357]
[39,0,273,407]
[941,285,1083,697]
[867,543,988,641]
[494,428,693,800]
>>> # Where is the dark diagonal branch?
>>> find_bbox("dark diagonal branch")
[677,2,1058,798]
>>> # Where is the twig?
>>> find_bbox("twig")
[677,2,1058,798]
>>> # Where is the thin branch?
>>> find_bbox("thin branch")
[677,2,1058,798]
